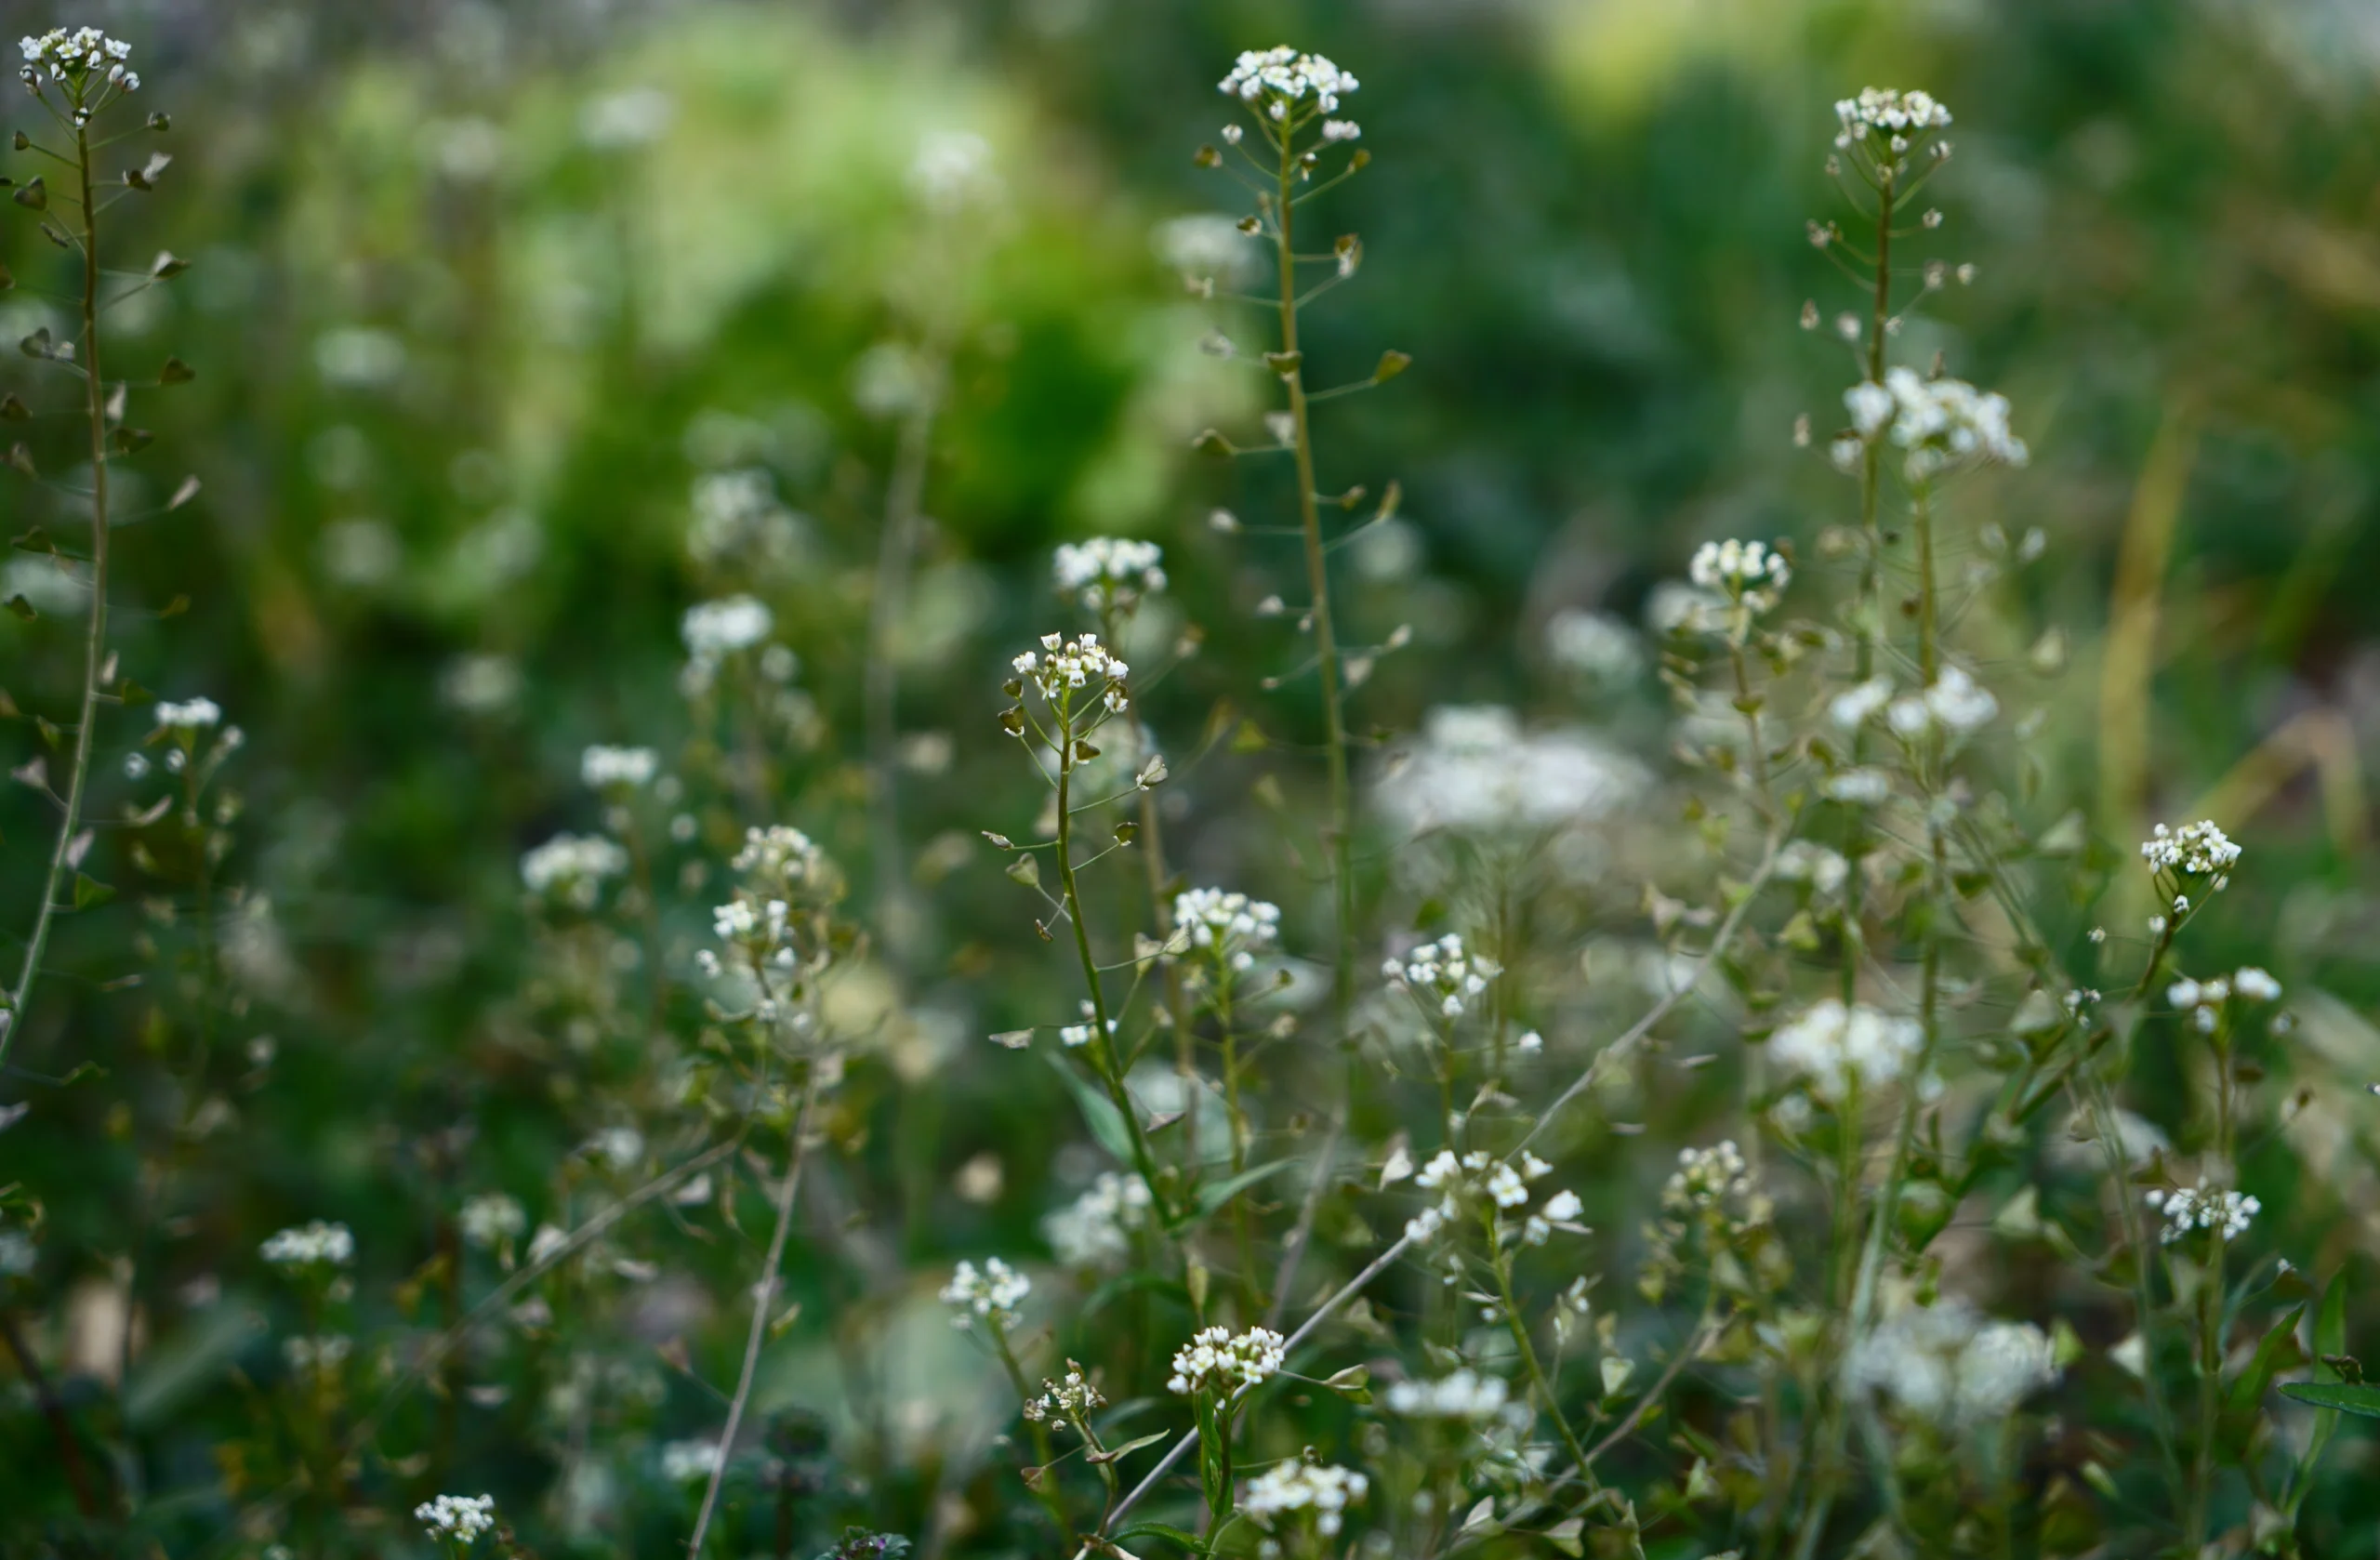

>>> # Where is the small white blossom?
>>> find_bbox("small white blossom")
[1687,538,1792,614]
[1383,932,1501,1020]
[1375,706,1647,838]
[261,1221,354,1270]
[1825,768,1891,805]
[909,129,1002,213]
[1243,1462,1369,1535]
[939,1257,1031,1331]
[1173,887,1282,972]
[2146,1183,2259,1245]
[1025,1359,1107,1425]
[1769,999,1923,1103]
[414,1493,497,1544]
[1833,88,1951,152]
[459,1194,525,1250]
[154,697,222,733]
[1848,1292,2058,1430]
[520,833,628,909]
[1664,1141,1751,1212]
[659,1439,722,1483]
[1053,537,1167,615]
[1844,368,2027,478]
[681,595,775,662]
[1011,631,1131,718]
[581,745,657,789]
[1883,665,1998,738]
[19,28,139,99]
[1384,1368,1509,1420]
[2234,967,2281,1002]
[2140,820,2241,880]
[1042,1173,1152,1267]
[1168,1325,1288,1395]
[1219,47,1359,115]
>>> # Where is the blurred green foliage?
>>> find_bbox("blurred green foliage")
[7,0,2380,1552]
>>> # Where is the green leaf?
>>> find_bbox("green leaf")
[1086,1430,1172,1465]
[72,871,113,910]
[1193,1157,1291,1219]
[1109,1523,1201,1553]
[2280,1381,2380,1418]
[2226,1302,2305,1421]
[1044,1053,1134,1167]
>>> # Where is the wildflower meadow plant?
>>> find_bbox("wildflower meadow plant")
[0,24,2362,1560]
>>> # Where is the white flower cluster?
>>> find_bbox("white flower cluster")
[660,1439,721,1482]
[459,1193,525,1249]
[1172,887,1281,972]
[1384,932,1500,1020]
[1405,1149,1579,1246]
[415,1493,497,1544]
[1384,1368,1511,1421]
[1219,46,1358,119]
[520,833,628,909]
[1663,1141,1751,1214]
[1057,998,1117,1050]
[1024,1359,1106,1425]
[261,1221,354,1270]
[1769,999,1924,1104]
[682,594,774,663]
[1545,608,1645,684]
[1242,1461,1369,1535]
[1688,538,1792,613]
[1053,537,1167,615]
[154,697,223,733]
[1867,665,1997,738]
[1832,87,1950,151]
[732,824,828,890]
[283,1333,352,1374]
[939,1257,1030,1331]
[1042,1172,1152,1267]
[909,128,1002,214]
[19,28,136,98]
[688,469,807,571]
[581,744,657,789]
[1167,1324,1288,1396]
[1012,632,1130,716]
[1376,706,1648,839]
[1842,369,2028,480]
[2147,1183,2260,1245]
[2140,819,2241,881]
[1776,840,1849,895]
[2167,969,2281,1032]
[1848,1296,2057,1430]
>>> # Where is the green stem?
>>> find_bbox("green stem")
[989,1327,1078,1549]
[2,119,112,1077]
[1272,137,1354,1033]
[1488,1218,1595,1487]
[1052,715,1170,1220]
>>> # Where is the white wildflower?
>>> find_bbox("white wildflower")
[909,129,1001,213]
[2139,820,2241,880]
[939,1257,1031,1331]
[580,745,657,790]
[2146,1183,2259,1245]
[1173,887,1282,973]
[154,696,222,733]
[1383,932,1501,1020]
[1168,1325,1288,1395]
[1042,1173,1153,1267]
[1833,88,1952,152]
[1219,47,1359,115]
[659,1439,721,1483]
[414,1493,497,1544]
[1768,999,1923,1103]
[458,1194,525,1250]
[1052,537,1167,615]
[1849,1292,2057,1429]
[1664,1141,1752,1213]
[520,833,628,909]
[1687,538,1792,614]
[1384,1368,1510,1421]
[1376,706,1647,838]
[1243,1462,1369,1535]
[1545,608,1644,684]
[1011,631,1130,718]
[260,1221,354,1270]
[682,595,774,662]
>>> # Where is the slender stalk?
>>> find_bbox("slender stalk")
[1488,1220,1594,1480]
[987,1326,1078,1548]
[2,120,112,1076]
[1272,146,1355,1021]
[1052,720,1170,1216]
[1,1306,102,1517]
[865,374,940,972]
[1838,159,1894,1009]
[689,1080,822,1558]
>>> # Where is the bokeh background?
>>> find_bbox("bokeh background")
[8,0,2380,1551]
